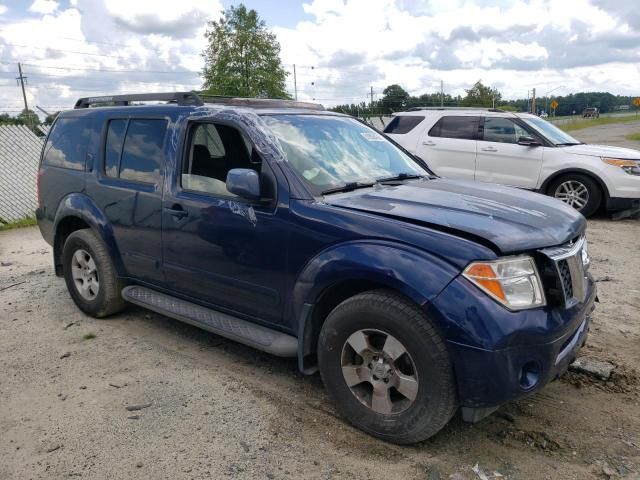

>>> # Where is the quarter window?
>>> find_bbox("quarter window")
[43,117,91,170]
[383,115,425,134]
[483,117,530,144]
[428,116,479,140]
[103,118,167,184]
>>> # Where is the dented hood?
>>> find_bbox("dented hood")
[325,178,586,254]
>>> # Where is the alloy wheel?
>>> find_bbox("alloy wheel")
[554,180,589,210]
[71,249,100,301]
[341,329,419,414]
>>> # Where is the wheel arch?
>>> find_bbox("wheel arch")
[539,168,610,200]
[53,193,124,277]
[291,240,460,374]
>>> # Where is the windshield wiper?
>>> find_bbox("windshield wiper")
[376,173,425,183]
[556,142,583,146]
[321,181,376,195]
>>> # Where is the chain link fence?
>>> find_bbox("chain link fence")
[0,125,44,223]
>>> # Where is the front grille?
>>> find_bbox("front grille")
[557,259,573,300]
[539,236,588,308]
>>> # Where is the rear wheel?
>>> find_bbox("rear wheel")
[318,290,457,444]
[548,173,602,217]
[62,229,126,318]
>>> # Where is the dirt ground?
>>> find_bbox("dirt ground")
[1,125,640,479]
[572,119,640,149]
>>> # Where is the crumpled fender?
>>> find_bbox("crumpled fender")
[291,239,461,372]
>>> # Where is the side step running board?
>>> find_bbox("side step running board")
[121,285,297,357]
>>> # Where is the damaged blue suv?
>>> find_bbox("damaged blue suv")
[37,92,596,444]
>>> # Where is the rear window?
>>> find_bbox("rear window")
[103,118,167,184]
[42,117,92,170]
[383,115,425,134]
[428,116,479,140]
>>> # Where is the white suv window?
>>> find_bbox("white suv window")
[483,118,529,144]
[428,116,479,140]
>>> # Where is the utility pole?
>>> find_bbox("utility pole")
[531,88,536,114]
[293,64,298,101]
[440,80,444,107]
[16,63,33,129]
[16,63,29,113]
[370,86,374,108]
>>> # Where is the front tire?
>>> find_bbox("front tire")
[318,290,457,444]
[548,173,602,217]
[62,229,126,318]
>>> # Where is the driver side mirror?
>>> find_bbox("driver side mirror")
[226,168,261,200]
[518,136,541,147]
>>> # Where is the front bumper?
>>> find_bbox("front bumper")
[428,274,597,421]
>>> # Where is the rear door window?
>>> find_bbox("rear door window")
[42,117,92,170]
[383,116,425,134]
[428,116,479,140]
[103,118,167,184]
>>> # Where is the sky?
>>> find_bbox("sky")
[0,0,639,115]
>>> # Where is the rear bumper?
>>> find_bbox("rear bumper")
[429,275,597,420]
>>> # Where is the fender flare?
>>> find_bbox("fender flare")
[290,240,461,373]
[539,168,610,199]
[53,193,125,276]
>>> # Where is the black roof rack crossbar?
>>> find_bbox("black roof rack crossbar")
[74,91,204,109]
[405,106,506,112]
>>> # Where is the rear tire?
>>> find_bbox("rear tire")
[62,229,126,318]
[548,173,602,217]
[318,290,457,444]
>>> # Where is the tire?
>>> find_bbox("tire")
[318,290,457,444]
[548,173,602,217]
[62,229,126,318]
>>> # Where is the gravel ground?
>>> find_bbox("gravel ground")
[572,119,640,149]
[1,123,639,480]
[2,219,639,480]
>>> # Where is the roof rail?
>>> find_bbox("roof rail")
[74,92,204,109]
[74,92,325,111]
[405,106,506,112]
[199,95,325,110]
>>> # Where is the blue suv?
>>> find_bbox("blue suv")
[37,92,596,444]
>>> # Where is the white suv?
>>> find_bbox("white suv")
[384,108,640,217]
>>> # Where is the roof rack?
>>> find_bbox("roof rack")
[74,92,203,109]
[405,107,506,113]
[74,91,325,111]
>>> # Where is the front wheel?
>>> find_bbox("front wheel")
[548,173,602,217]
[318,290,457,444]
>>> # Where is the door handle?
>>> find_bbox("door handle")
[422,141,436,146]
[164,205,188,219]
[481,147,498,152]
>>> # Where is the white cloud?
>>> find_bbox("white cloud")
[0,0,637,114]
[0,5,7,16]
[29,0,59,15]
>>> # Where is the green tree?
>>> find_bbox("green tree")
[380,84,410,113]
[202,4,289,98]
[18,109,40,129]
[462,81,501,107]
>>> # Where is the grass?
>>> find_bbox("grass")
[556,114,640,132]
[625,132,640,142]
[0,215,37,231]
[83,332,97,340]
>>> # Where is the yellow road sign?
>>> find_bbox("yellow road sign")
[550,100,558,110]
[633,97,640,107]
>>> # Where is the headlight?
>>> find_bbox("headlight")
[602,157,640,176]
[463,256,546,310]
